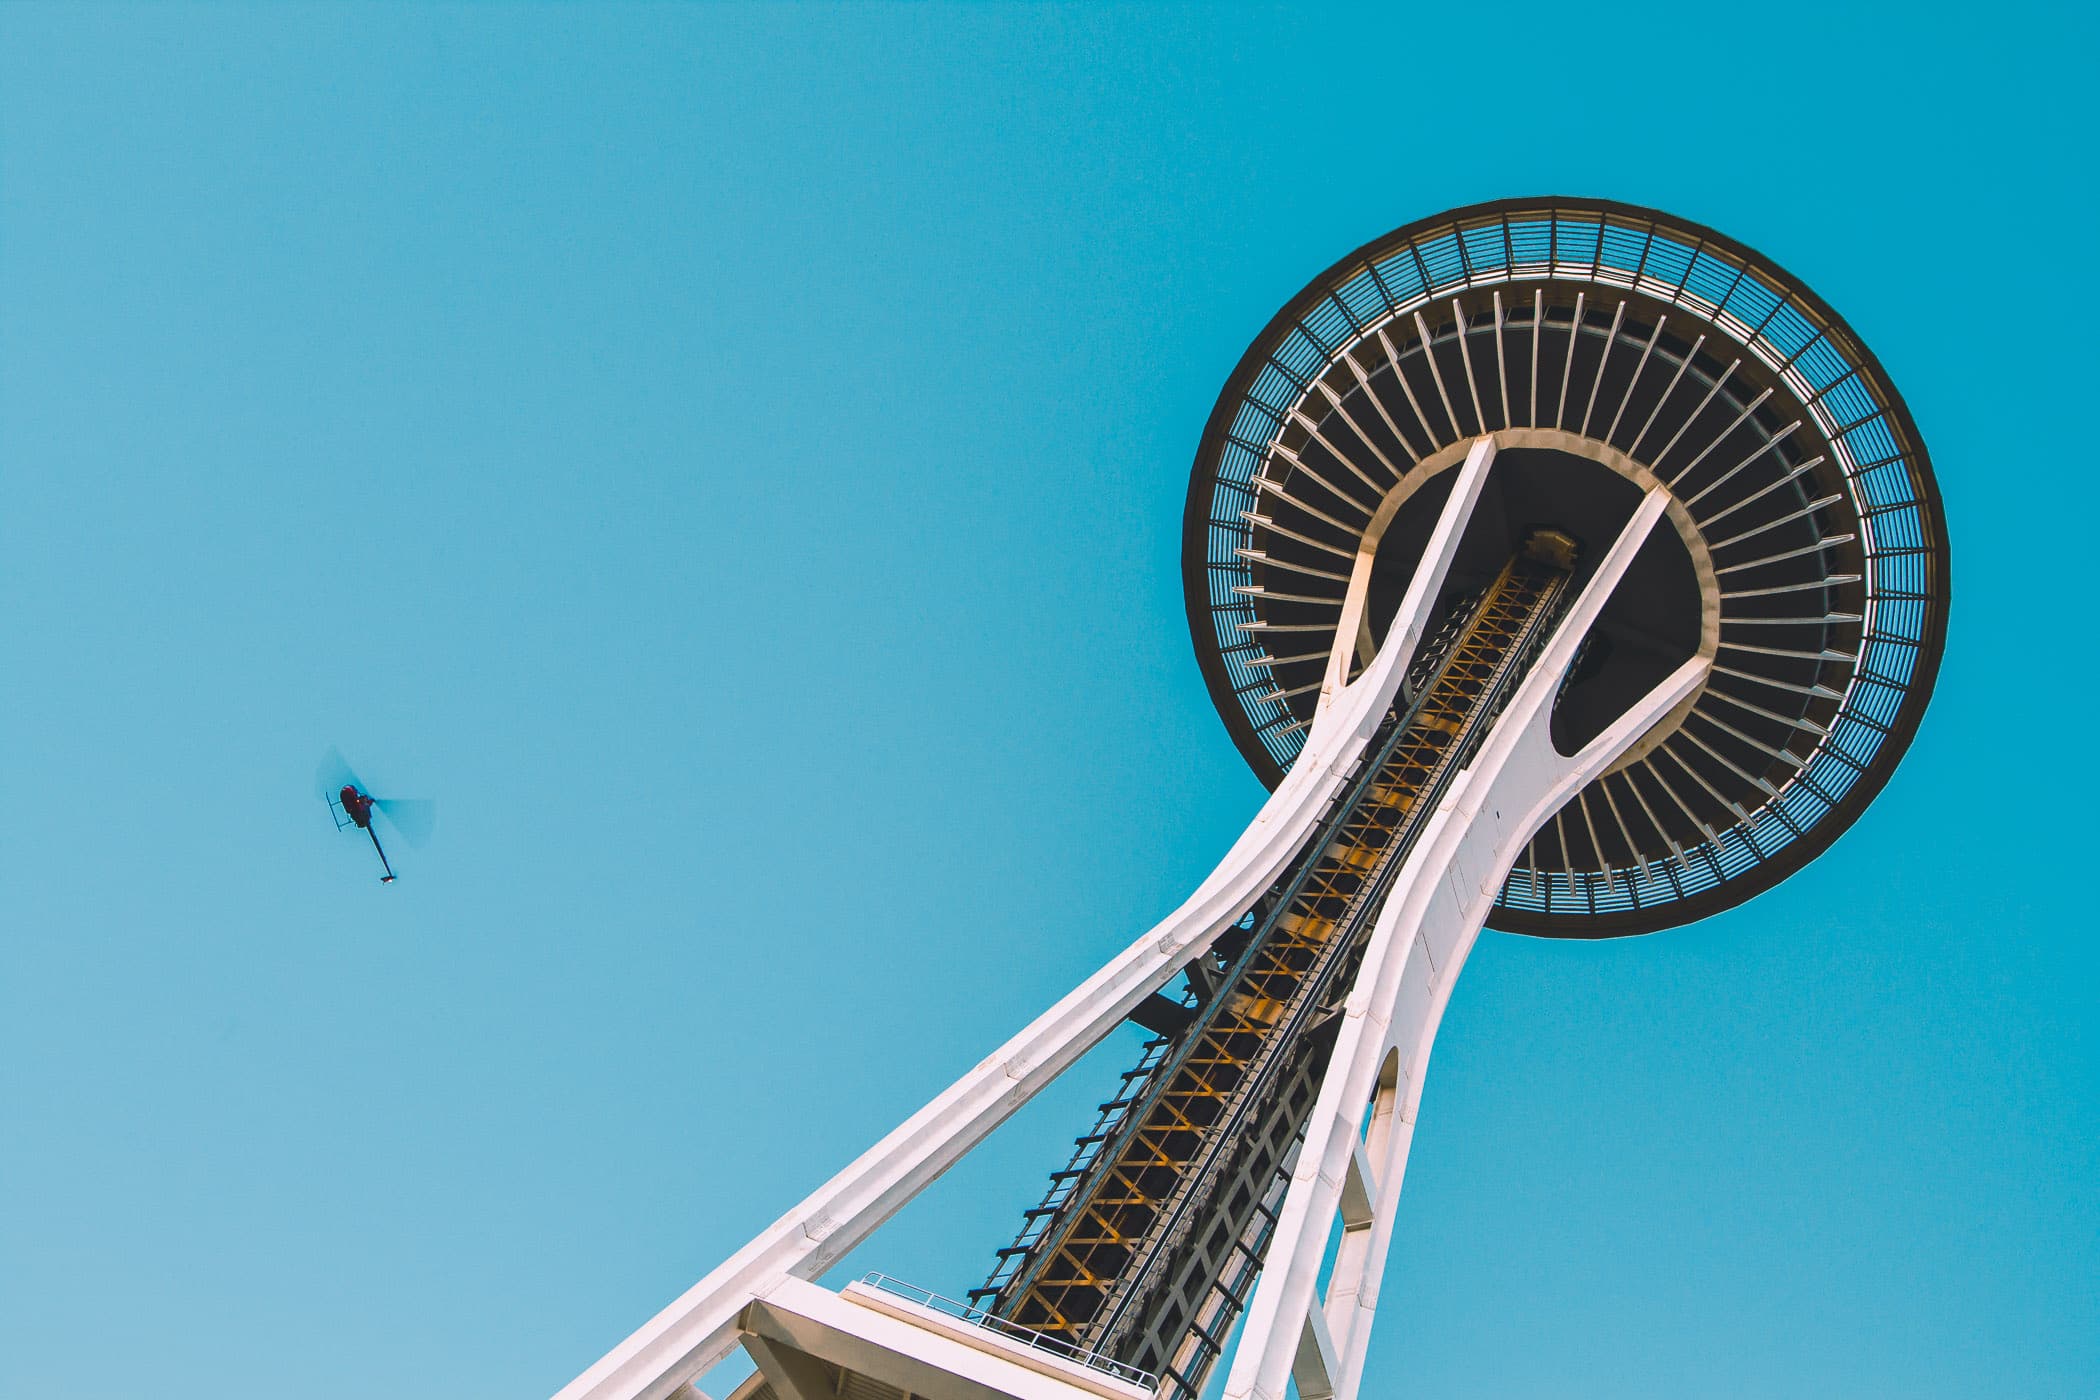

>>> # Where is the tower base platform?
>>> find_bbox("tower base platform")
[724,1277,1156,1400]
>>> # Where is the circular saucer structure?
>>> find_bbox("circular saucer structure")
[1184,198,1950,936]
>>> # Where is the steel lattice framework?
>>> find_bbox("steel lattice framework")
[1184,197,1951,935]
[978,548,1579,1399]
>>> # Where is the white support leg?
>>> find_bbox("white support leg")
[552,442,1507,1400]
[1222,488,1713,1400]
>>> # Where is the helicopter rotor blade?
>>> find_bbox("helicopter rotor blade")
[316,746,368,803]
[373,798,437,848]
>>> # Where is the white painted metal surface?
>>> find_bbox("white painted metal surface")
[741,1277,1151,1400]
[553,441,1501,1400]
[554,442,1710,1400]
[1220,490,1709,1400]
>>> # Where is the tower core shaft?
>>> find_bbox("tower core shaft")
[983,547,1575,1398]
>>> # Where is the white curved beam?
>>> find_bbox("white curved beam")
[552,441,1506,1400]
[1219,487,1712,1400]
[1319,437,1495,707]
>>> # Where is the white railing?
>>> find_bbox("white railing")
[856,1273,1158,1392]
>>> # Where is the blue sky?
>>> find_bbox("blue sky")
[2,5,2093,1398]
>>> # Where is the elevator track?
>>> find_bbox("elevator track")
[974,540,1580,1399]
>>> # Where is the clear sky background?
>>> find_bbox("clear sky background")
[3,5,2094,1398]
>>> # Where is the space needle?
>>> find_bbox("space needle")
[554,197,1951,1400]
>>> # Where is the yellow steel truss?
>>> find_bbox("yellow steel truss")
[995,551,1567,1350]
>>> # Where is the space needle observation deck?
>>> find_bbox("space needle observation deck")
[1184,196,1950,934]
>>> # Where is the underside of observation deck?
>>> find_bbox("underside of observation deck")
[1183,198,1950,935]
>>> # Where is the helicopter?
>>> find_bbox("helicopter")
[319,748,435,883]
